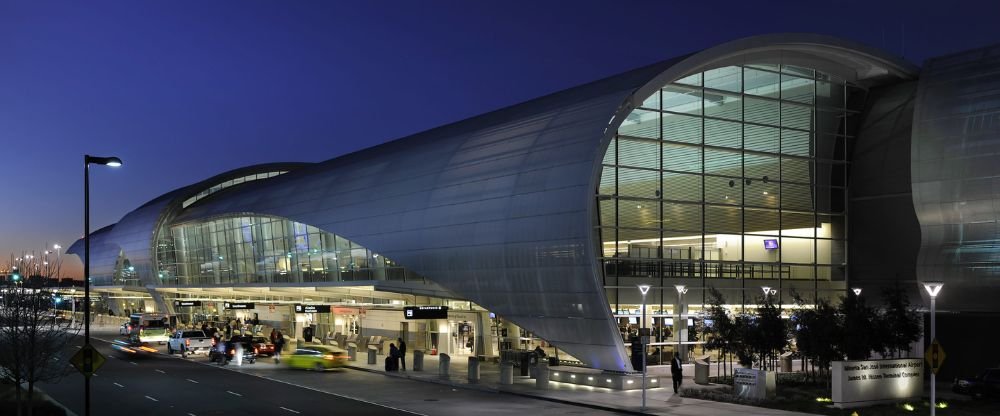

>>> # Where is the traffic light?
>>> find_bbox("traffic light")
[11,272,20,282]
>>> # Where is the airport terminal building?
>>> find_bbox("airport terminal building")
[68,34,1000,373]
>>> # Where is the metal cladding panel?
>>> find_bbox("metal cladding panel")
[66,225,120,285]
[912,44,1000,311]
[175,87,643,371]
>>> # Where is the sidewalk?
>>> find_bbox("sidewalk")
[346,351,818,416]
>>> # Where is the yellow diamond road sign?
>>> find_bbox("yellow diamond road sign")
[70,344,106,377]
[925,339,945,374]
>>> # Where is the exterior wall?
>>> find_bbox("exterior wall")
[848,81,921,297]
[911,44,1000,311]
[172,74,666,371]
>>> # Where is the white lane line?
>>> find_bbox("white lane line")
[74,346,82,349]
[129,361,138,366]
[113,382,124,388]
[226,390,242,397]
[279,407,301,414]
[145,395,158,402]
[176,345,427,416]
[186,378,199,384]
[155,369,166,374]
[188,413,196,416]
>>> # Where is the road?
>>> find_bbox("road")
[40,330,614,416]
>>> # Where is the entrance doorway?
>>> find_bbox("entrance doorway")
[450,320,474,356]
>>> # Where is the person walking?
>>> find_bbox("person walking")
[269,328,277,344]
[670,353,683,393]
[274,331,285,364]
[397,337,407,371]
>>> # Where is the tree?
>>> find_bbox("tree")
[837,291,879,360]
[756,294,788,370]
[704,287,735,379]
[1,253,78,416]
[879,285,922,358]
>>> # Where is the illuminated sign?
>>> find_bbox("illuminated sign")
[403,306,448,319]
[764,239,779,250]
[832,359,923,408]
[294,304,331,313]
[173,300,202,307]
[223,302,254,310]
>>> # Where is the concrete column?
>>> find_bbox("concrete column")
[675,299,689,362]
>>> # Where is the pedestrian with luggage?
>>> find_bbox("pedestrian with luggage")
[397,337,407,371]
[388,343,400,372]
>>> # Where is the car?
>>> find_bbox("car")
[110,338,159,357]
[209,337,257,365]
[119,322,133,335]
[250,337,275,356]
[954,368,1000,399]
[167,330,213,357]
[285,345,348,371]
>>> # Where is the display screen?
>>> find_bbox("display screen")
[294,304,331,313]
[764,239,779,249]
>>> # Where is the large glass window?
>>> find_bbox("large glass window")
[599,64,856,286]
[157,215,422,286]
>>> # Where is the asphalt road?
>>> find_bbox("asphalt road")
[40,331,614,416]
[40,336,417,416]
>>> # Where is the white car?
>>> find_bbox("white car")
[167,330,213,357]
[119,322,133,335]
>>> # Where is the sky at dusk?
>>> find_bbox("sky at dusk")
[2,0,998,279]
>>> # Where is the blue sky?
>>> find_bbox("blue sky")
[2,0,998,278]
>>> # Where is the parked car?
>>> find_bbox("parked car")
[209,337,256,365]
[167,330,213,357]
[954,368,1000,399]
[285,345,348,371]
[250,336,275,356]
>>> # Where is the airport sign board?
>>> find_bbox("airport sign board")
[404,306,448,319]
[173,300,202,307]
[224,302,254,310]
[294,304,331,313]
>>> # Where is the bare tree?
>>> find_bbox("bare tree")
[1,253,78,416]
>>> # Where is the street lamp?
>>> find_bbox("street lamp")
[761,286,776,297]
[674,285,688,352]
[922,282,943,416]
[84,154,122,416]
[852,288,862,297]
[637,284,651,411]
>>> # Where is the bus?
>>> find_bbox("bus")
[128,313,171,344]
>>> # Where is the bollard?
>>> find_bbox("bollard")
[535,362,549,389]
[439,353,451,377]
[500,361,514,385]
[413,350,424,371]
[368,346,378,365]
[468,356,480,383]
[347,343,358,361]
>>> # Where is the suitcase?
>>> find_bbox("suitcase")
[385,356,393,371]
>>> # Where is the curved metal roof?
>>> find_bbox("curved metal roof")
[82,34,918,371]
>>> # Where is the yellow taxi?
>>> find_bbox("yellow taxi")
[285,345,348,370]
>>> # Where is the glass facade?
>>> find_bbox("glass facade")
[152,215,422,286]
[181,171,288,208]
[599,64,863,300]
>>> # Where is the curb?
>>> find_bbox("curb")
[345,364,655,416]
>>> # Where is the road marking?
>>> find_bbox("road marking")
[113,383,124,388]
[188,413,196,416]
[53,357,59,361]
[155,369,166,374]
[186,379,199,384]
[145,395,158,402]
[279,407,300,414]
[129,361,138,366]
[226,391,242,397]
[74,346,82,349]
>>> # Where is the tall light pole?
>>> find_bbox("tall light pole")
[674,284,688,357]
[637,284,650,411]
[922,282,943,416]
[84,154,122,416]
